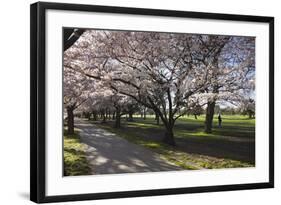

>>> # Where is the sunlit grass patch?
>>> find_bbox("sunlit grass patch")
[140,142,163,149]
[126,122,160,129]
[64,130,91,176]
[176,130,217,138]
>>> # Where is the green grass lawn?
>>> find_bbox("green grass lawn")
[178,115,255,138]
[64,129,91,176]
[92,114,255,170]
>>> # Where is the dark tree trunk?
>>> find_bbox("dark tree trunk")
[105,108,109,120]
[151,104,175,146]
[64,29,85,51]
[155,112,159,125]
[204,101,216,133]
[115,108,121,128]
[67,107,74,135]
[92,111,97,121]
[248,110,255,119]
[128,111,134,122]
[194,114,198,120]
[143,108,146,120]
[163,125,176,146]
[204,54,220,133]
[100,109,105,123]
[112,111,115,120]
[102,114,106,123]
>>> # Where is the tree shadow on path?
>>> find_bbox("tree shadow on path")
[75,119,182,175]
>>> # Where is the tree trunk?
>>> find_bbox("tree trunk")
[204,101,216,133]
[194,114,198,119]
[115,107,121,128]
[128,111,133,122]
[155,112,159,125]
[248,111,254,119]
[92,111,97,121]
[67,107,74,135]
[143,108,146,120]
[102,113,106,123]
[163,125,176,146]
[105,108,109,120]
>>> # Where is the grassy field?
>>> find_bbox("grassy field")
[64,129,91,176]
[92,114,255,170]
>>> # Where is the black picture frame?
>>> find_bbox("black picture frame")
[30,1,274,203]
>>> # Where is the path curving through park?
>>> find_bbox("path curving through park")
[75,118,182,175]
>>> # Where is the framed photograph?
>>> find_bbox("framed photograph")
[30,1,274,203]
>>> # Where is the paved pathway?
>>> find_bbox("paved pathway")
[75,118,182,175]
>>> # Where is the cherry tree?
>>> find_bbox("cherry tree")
[69,30,216,145]
[63,44,95,134]
[239,98,255,118]
[63,67,89,134]
[64,29,255,145]
[190,35,255,133]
